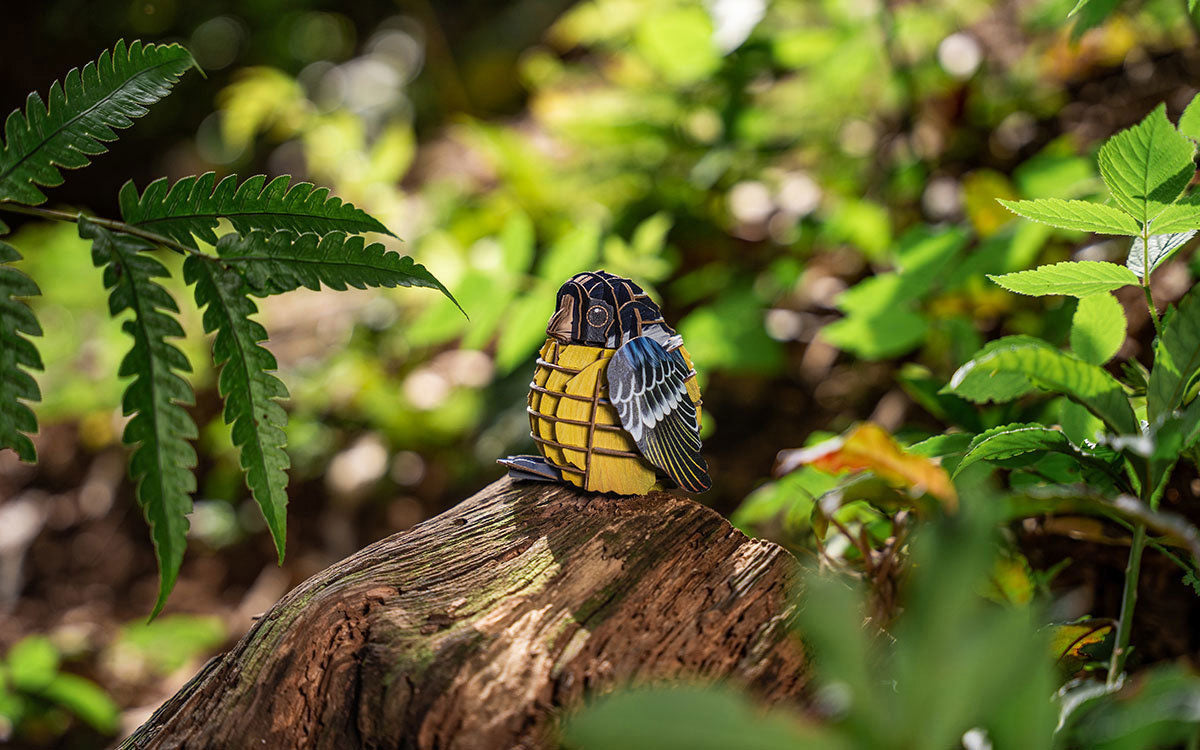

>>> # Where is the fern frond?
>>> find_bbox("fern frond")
[80,217,196,618]
[183,256,290,562]
[120,173,393,248]
[0,40,195,205]
[217,230,463,312]
[0,220,43,461]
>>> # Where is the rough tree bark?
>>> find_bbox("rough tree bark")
[121,477,808,749]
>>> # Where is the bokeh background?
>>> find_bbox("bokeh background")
[4,0,1200,745]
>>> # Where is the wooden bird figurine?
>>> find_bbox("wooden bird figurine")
[499,271,711,494]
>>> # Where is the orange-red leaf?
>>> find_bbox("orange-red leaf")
[776,423,958,511]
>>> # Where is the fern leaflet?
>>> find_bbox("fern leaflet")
[120,173,393,248]
[0,220,43,461]
[217,230,463,311]
[0,40,195,205]
[184,256,290,562]
[81,217,197,618]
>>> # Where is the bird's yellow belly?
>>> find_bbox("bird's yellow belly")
[527,339,701,494]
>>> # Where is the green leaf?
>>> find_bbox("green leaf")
[215,230,462,313]
[989,261,1139,297]
[119,173,392,249]
[0,40,195,204]
[821,306,928,360]
[563,686,843,750]
[80,217,196,618]
[907,433,973,458]
[1058,666,1200,748]
[996,198,1141,235]
[113,613,227,676]
[1096,104,1195,225]
[1148,284,1200,422]
[954,423,1109,478]
[0,224,43,461]
[949,342,1138,434]
[1179,91,1200,141]
[1068,0,1121,39]
[495,284,555,373]
[939,335,1044,404]
[1070,292,1126,365]
[184,258,289,563]
[40,673,119,734]
[6,636,59,691]
[1147,199,1200,234]
[1126,230,1196,280]
[1004,488,1200,562]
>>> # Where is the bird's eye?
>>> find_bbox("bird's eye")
[586,305,610,328]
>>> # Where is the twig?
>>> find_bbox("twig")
[0,202,208,258]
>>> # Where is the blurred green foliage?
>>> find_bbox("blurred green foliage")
[0,636,119,742]
[10,0,1200,745]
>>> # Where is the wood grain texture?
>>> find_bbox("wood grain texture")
[121,477,808,749]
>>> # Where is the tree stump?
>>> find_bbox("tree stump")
[121,477,808,749]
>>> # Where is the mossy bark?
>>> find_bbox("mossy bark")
[121,477,808,749]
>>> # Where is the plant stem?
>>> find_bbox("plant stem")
[1142,226,1164,338]
[1144,285,1164,338]
[0,202,206,258]
[1107,522,1147,686]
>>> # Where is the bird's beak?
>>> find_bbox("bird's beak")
[546,298,574,344]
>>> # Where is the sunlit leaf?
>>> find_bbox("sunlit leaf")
[5,636,58,691]
[989,261,1139,297]
[1096,104,1195,225]
[1070,292,1125,365]
[954,422,1113,478]
[996,198,1140,236]
[1178,91,1200,141]
[949,341,1138,435]
[776,422,957,510]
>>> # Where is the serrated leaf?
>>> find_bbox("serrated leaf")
[1179,91,1200,141]
[1096,104,1195,225]
[949,342,1137,434]
[80,217,196,618]
[1148,284,1200,422]
[940,335,1045,403]
[907,433,973,458]
[954,423,1110,478]
[1070,292,1126,365]
[0,223,43,461]
[184,257,289,563]
[1127,230,1196,280]
[215,230,462,313]
[120,173,392,249]
[0,40,195,204]
[1148,199,1200,234]
[996,198,1141,235]
[988,261,1138,297]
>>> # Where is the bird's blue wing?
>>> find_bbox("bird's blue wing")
[607,336,711,492]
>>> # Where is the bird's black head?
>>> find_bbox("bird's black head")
[546,271,669,346]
